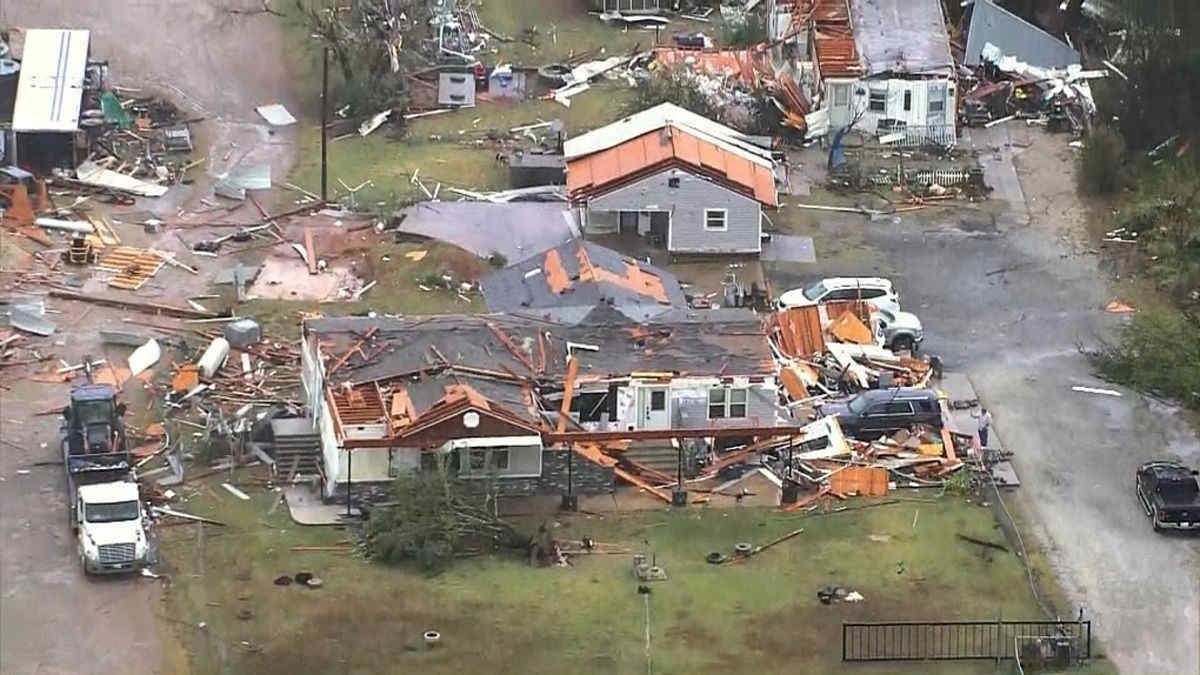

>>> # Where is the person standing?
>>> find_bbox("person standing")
[978,407,993,448]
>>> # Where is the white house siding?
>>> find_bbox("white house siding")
[826,77,956,137]
[585,169,763,254]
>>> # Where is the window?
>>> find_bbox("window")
[572,392,608,422]
[832,84,849,107]
[491,449,510,471]
[469,450,487,472]
[928,83,946,115]
[903,90,912,112]
[709,387,748,419]
[729,389,748,418]
[459,446,538,478]
[882,402,913,415]
[704,209,727,231]
[869,88,886,113]
[650,390,666,411]
[619,211,639,233]
[708,388,726,418]
[802,281,828,301]
[668,176,681,188]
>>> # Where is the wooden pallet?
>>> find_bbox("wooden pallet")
[96,247,166,290]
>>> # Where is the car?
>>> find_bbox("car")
[776,277,900,313]
[873,306,924,352]
[816,387,941,439]
[1135,460,1200,532]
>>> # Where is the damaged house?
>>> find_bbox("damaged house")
[480,240,688,324]
[799,0,957,144]
[565,102,778,255]
[299,310,788,505]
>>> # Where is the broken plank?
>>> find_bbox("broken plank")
[303,228,318,275]
[48,290,216,319]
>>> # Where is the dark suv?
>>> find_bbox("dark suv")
[817,388,942,439]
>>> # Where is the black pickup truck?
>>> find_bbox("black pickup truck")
[1135,460,1200,532]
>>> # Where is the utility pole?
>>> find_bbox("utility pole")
[321,45,329,202]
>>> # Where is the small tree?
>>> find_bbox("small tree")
[720,13,767,49]
[1077,125,1125,194]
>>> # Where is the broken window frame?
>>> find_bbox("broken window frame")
[704,208,728,232]
[459,446,535,478]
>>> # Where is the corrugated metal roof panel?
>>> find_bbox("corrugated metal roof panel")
[12,29,90,133]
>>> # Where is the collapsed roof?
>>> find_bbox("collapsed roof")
[308,311,776,444]
[850,0,955,77]
[480,240,687,325]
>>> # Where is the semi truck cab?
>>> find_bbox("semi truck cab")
[75,481,151,574]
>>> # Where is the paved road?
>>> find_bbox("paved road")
[0,3,296,674]
[769,139,1200,674]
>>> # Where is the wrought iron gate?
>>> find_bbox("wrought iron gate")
[842,620,1091,662]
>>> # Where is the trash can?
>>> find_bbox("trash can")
[671,490,688,507]
[560,495,578,511]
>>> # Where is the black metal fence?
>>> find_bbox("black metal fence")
[842,620,1091,662]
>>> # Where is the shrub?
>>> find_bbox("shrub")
[1077,125,1126,194]
[1086,308,1200,407]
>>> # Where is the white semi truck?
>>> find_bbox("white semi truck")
[62,377,154,574]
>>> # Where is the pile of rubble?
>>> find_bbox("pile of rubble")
[960,44,1104,133]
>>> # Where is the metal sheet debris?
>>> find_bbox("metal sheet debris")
[255,103,297,126]
[75,160,169,197]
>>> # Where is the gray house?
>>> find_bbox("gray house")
[565,103,778,255]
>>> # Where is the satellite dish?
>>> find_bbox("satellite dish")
[463,411,480,429]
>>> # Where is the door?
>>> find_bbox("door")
[649,211,669,247]
[641,387,669,429]
[618,211,639,234]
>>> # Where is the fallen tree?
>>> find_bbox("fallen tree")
[363,461,529,571]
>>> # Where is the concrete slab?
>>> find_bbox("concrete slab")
[247,256,356,301]
[761,234,816,263]
[397,202,580,262]
[284,484,359,525]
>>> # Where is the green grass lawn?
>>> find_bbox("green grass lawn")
[287,82,634,206]
[157,482,1117,675]
[477,0,711,65]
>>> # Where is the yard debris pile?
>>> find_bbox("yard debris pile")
[960,44,1103,133]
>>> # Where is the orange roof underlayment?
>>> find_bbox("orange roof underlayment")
[542,243,670,303]
[810,0,862,79]
[567,126,777,206]
[651,46,773,88]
